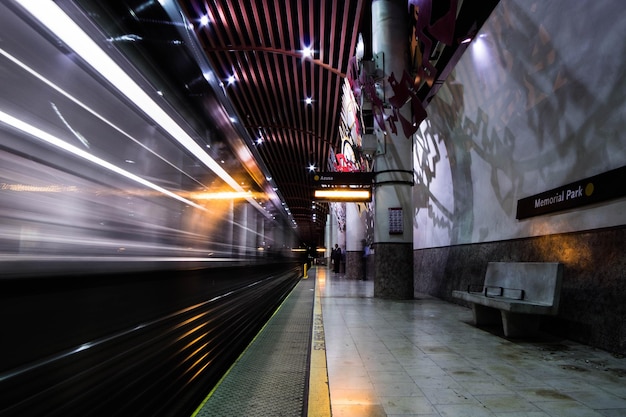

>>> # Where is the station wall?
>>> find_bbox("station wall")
[412,0,626,354]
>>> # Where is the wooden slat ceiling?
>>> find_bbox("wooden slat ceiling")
[77,0,498,246]
[179,0,365,245]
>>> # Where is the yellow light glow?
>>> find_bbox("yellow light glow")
[314,189,371,201]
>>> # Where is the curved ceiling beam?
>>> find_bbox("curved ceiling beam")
[201,45,346,78]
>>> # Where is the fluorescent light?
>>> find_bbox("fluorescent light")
[314,189,371,201]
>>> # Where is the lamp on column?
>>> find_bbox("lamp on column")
[356,33,365,61]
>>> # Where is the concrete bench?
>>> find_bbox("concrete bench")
[452,262,563,337]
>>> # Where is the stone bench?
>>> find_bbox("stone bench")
[452,262,563,337]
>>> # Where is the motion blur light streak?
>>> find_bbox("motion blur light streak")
[0,109,206,210]
[313,189,371,201]
[0,1,301,278]
[14,0,270,218]
[0,255,243,263]
[50,102,90,148]
[0,47,206,190]
[190,191,265,200]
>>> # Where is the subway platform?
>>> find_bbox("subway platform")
[196,265,626,417]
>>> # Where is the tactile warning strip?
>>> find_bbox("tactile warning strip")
[194,274,315,417]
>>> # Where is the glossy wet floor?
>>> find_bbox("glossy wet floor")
[317,267,626,417]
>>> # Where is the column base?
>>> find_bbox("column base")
[373,242,413,299]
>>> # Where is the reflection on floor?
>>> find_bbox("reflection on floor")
[317,267,626,417]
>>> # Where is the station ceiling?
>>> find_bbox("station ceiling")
[72,0,498,246]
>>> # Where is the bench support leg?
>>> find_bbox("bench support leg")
[472,304,501,327]
[500,312,540,338]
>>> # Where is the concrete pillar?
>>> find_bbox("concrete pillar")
[372,0,414,298]
[345,202,366,280]
[327,202,346,273]
[325,213,334,266]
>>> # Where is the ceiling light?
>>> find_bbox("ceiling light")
[227,74,236,85]
[356,33,365,60]
[301,45,313,59]
[307,164,316,172]
[199,15,209,26]
[305,97,313,105]
[14,1,267,210]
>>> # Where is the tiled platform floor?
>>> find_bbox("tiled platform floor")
[317,267,626,417]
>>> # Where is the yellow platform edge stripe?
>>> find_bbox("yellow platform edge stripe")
[307,268,332,417]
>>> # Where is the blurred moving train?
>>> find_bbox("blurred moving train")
[0,1,304,415]
[0,0,300,277]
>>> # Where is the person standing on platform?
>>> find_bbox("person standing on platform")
[331,243,341,273]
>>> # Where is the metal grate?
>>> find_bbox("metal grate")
[195,276,315,417]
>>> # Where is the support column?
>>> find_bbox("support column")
[372,0,414,299]
[328,202,347,273]
[345,202,366,280]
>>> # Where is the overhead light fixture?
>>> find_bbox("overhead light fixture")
[0,110,206,210]
[305,97,313,105]
[13,0,274,219]
[314,189,371,202]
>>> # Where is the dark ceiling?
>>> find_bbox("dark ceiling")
[73,0,498,246]
[179,0,366,246]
